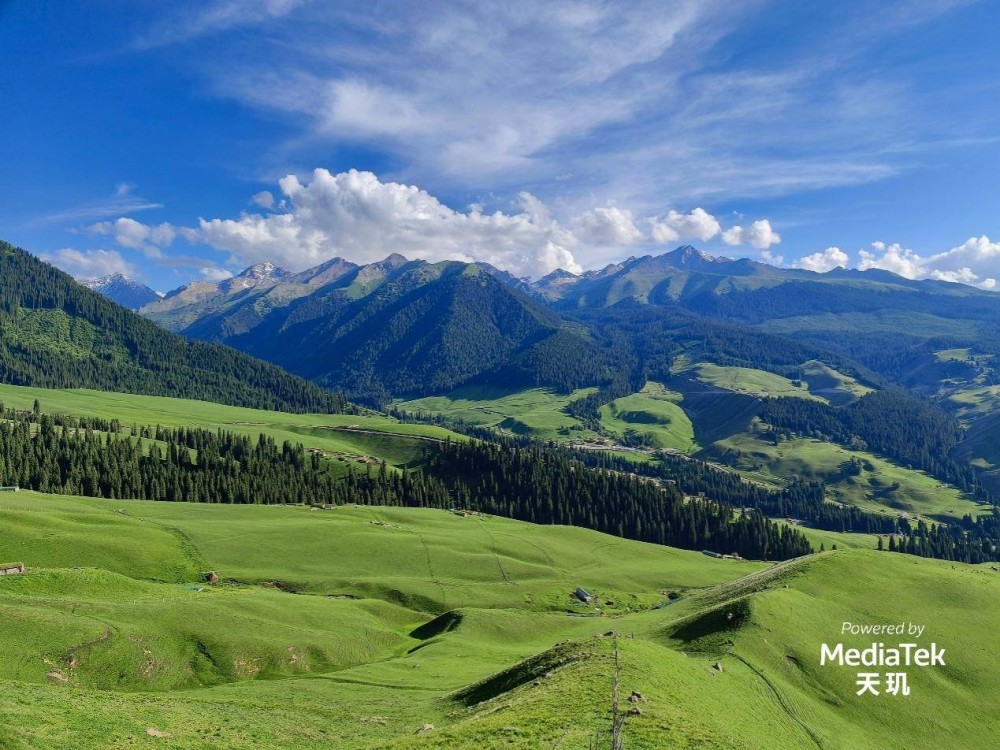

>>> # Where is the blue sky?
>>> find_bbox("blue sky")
[3,0,1000,289]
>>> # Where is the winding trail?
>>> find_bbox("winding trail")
[476,517,514,586]
[729,652,824,750]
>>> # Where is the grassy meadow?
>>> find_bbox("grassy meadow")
[0,490,768,748]
[708,431,987,522]
[0,382,460,474]
[2,491,996,748]
[397,385,599,442]
[0,384,997,748]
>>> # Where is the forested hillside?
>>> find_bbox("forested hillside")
[0,242,351,413]
[163,258,610,405]
[0,400,811,560]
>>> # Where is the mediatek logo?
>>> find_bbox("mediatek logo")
[820,622,945,697]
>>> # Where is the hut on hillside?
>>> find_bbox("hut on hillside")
[0,563,25,575]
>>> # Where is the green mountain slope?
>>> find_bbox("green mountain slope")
[0,241,350,413]
[151,257,609,404]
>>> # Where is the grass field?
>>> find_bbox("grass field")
[395,362,868,452]
[684,362,822,401]
[0,382,461,473]
[1,488,997,748]
[707,431,988,521]
[799,360,872,406]
[399,382,700,452]
[0,491,765,748]
[2,384,998,748]
[598,382,697,452]
[397,385,599,442]
[935,348,973,363]
[947,383,1000,419]
[778,522,880,551]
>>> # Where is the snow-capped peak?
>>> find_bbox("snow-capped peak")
[80,273,160,310]
[83,272,133,287]
[237,261,288,281]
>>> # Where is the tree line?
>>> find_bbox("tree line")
[0,403,811,561]
[393,410,1000,564]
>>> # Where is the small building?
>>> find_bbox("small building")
[0,486,19,492]
[574,587,593,603]
[702,550,723,558]
[0,563,25,576]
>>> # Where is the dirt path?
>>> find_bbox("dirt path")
[317,426,446,443]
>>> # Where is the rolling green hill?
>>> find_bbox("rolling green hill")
[598,381,697,451]
[0,492,765,748]
[707,430,988,522]
[0,382,457,473]
[398,385,601,442]
[1,491,996,748]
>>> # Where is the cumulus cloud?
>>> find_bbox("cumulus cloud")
[721,219,782,250]
[200,266,234,281]
[41,248,133,279]
[858,242,924,278]
[88,217,176,251]
[572,206,644,246]
[187,169,582,277]
[927,235,1000,276]
[252,191,275,208]
[793,246,849,273]
[857,238,999,290]
[650,207,721,243]
[84,170,796,279]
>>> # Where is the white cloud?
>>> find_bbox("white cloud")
[172,0,969,214]
[572,207,644,246]
[135,0,310,49]
[41,248,133,279]
[793,246,849,273]
[86,170,797,279]
[32,186,162,227]
[721,218,782,250]
[856,238,1000,290]
[928,235,1000,271]
[200,267,234,281]
[252,191,275,208]
[88,218,176,252]
[203,2,736,190]
[650,207,721,243]
[858,242,928,279]
[188,169,583,278]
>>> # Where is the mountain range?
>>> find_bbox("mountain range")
[122,245,1000,403]
[138,254,607,403]
[61,239,1000,491]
